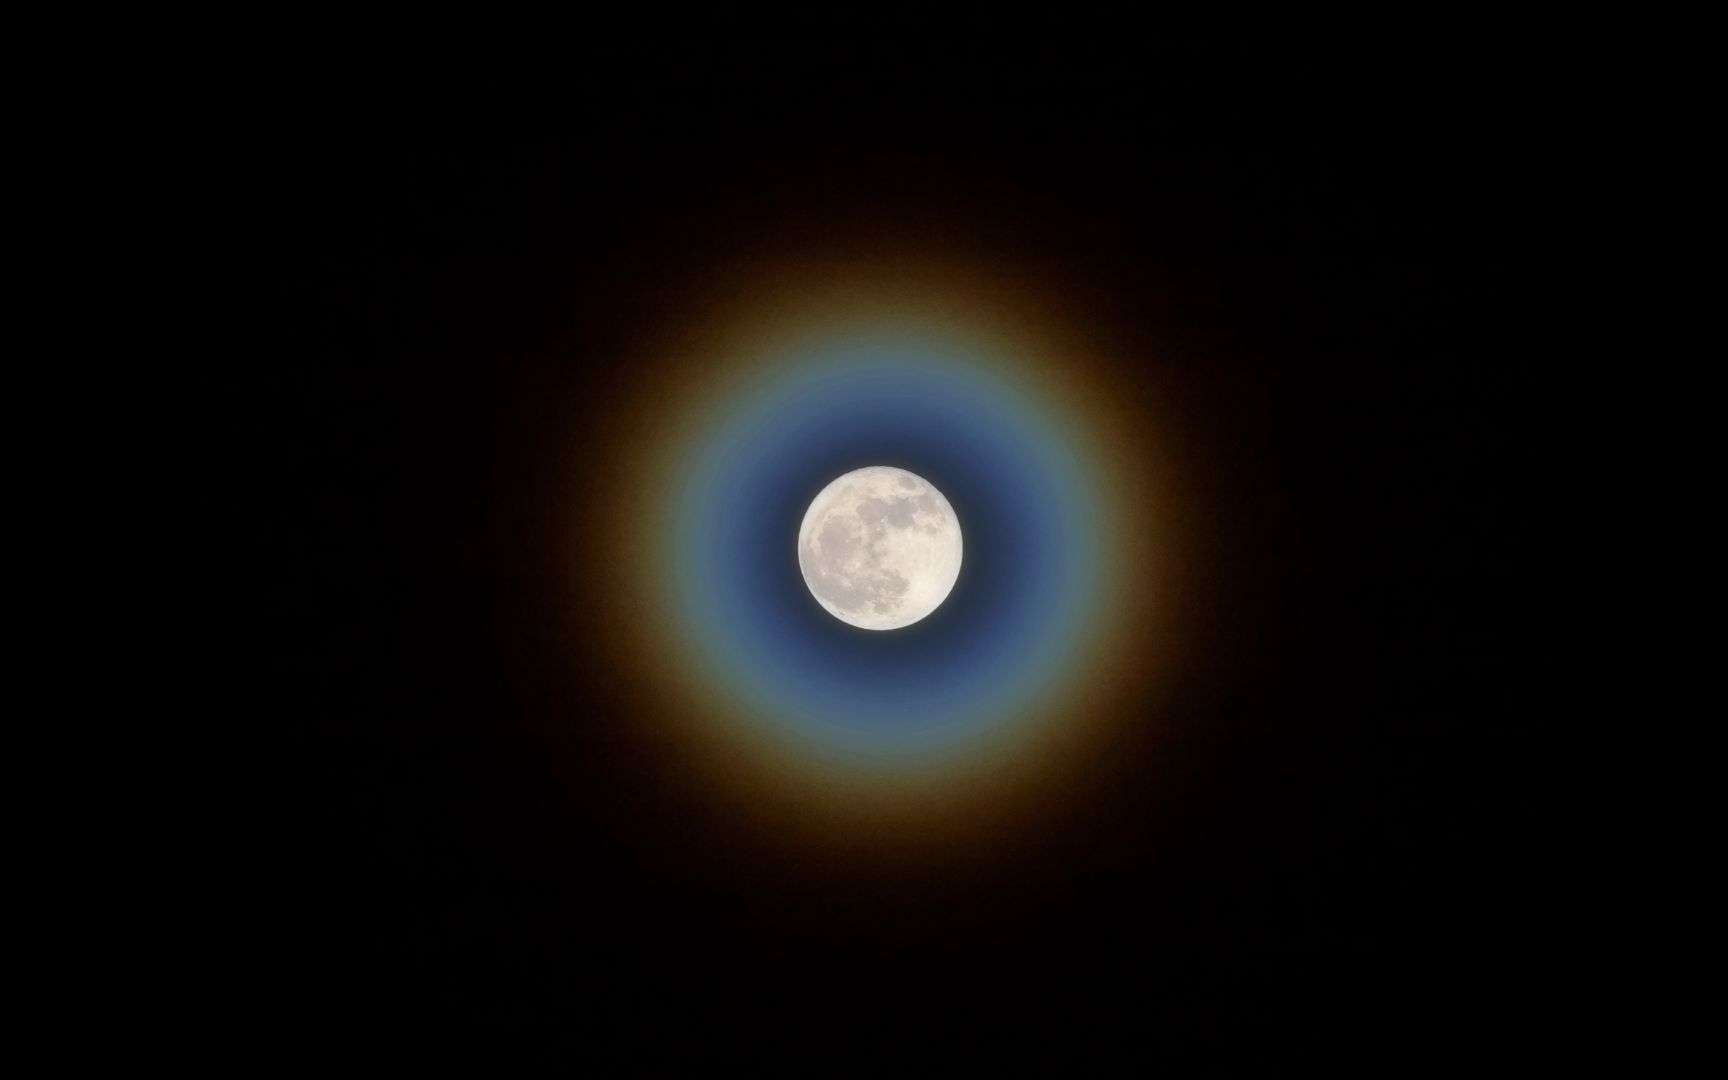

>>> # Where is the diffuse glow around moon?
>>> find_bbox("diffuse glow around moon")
[563,254,1179,845]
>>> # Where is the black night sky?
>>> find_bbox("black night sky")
[257,38,1534,1070]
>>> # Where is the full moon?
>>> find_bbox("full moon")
[797,466,963,631]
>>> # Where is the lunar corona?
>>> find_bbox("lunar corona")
[798,466,962,630]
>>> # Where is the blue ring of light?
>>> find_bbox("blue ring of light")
[669,340,1104,757]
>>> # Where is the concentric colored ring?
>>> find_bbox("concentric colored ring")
[576,260,1176,840]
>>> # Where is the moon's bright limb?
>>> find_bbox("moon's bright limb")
[797,466,962,630]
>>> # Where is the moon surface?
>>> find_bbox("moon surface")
[798,466,963,630]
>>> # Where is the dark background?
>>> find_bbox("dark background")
[259,39,1533,1069]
